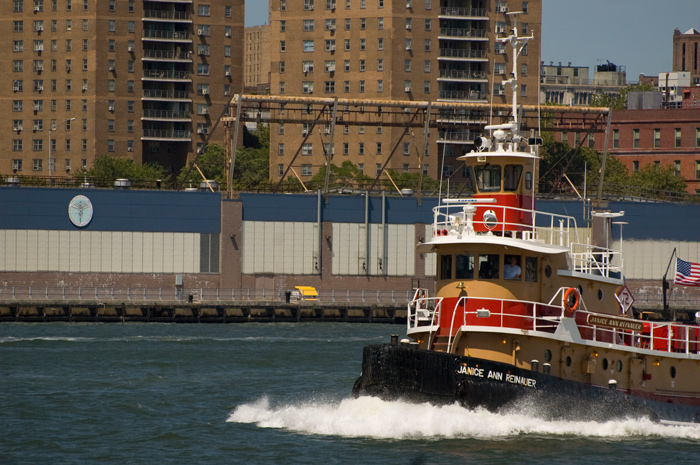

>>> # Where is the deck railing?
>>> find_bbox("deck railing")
[408,291,700,356]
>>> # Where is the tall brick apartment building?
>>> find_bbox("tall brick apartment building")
[268,0,541,182]
[2,0,243,177]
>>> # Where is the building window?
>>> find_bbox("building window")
[654,128,660,148]
[324,81,335,93]
[612,129,619,149]
[696,128,700,148]
[378,17,384,30]
[198,4,210,16]
[303,40,314,52]
[302,81,314,94]
[633,129,640,149]
[675,128,682,148]
[302,143,313,155]
[377,59,383,72]
[343,81,350,93]
[425,19,431,31]
[225,5,231,17]
[674,160,681,177]
[358,143,365,155]
[378,38,384,51]
[344,40,350,52]
[424,39,431,52]
[303,19,314,32]
[325,40,335,52]
[696,161,700,179]
[278,143,284,156]
[304,0,314,11]
[13,142,23,153]
[33,159,43,171]
[301,164,312,176]
[377,80,383,92]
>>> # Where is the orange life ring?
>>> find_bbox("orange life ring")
[564,288,579,315]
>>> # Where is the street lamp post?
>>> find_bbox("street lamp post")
[49,117,76,183]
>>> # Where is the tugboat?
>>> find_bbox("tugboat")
[352,16,700,423]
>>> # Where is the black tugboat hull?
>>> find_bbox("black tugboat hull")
[353,344,700,423]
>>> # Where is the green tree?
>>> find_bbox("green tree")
[628,164,687,198]
[177,143,227,189]
[311,161,372,189]
[589,83,656,110]
[232,124,269,189]
[73,154,166,188]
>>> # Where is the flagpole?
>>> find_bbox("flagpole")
[662,248,677,322]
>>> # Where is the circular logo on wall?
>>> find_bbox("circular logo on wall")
[68,195,93,227]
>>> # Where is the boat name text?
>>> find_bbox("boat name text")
[586,314,644,332]
[456,365,536,388]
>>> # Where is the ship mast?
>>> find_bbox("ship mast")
[493,11,532,136]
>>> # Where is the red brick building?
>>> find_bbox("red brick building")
[557,107,700,194]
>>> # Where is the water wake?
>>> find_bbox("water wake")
[228,395,700,440]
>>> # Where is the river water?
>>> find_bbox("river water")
[1,322,699,464]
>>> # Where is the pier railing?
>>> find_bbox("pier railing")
[0,287,414,304]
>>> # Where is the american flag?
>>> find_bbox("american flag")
[675,258,700,286]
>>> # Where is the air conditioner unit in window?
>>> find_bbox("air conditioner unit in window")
[37,86,43,92]
[34,104,41,111]
[201,89,209,95]
[499,6,509,13]
[406,2,412,8]
[224,90,230,96]
[37,26,43,32]
[404,86,411,92]
[225,31,231,37]
[108,65,115,71]
[329,45,336,51]
[201,108,209,115]
[82,84,88,91]
[66,65,71,71]
[36,65,43,71]
[197,128,208,134]
[34,6,41,12]
[33,124,40,130]
[197,29,204,36]
[35,46,43,52]
[303,66,310,73]
[197,50,206,55]
[16,126,23,132]
[108,105,115,111]
[302,129,309,136]
[224,71,231,76]
[406,25,411,30]
[13,86,19,92]
[128,46,134,52]
[127,147,133,152]
[495,88,505,95]
[405,45,412,51]
[496,69,505,75]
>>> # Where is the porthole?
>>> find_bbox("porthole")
[670,366,676,378]
[544,265,552,278]
[544,349,552,363]
[566,356,572,367]
[598,289,603,301]
[617,360,623,372]
[602,358,609,370]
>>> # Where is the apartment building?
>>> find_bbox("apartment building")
[268,0,541,183]
[244,24,271,93]
[2,0,243,178]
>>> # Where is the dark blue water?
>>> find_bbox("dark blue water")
[1,323,699,464]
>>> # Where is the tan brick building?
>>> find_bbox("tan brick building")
[268,0,541,183]
[244,24,271,93]
[673,28,700,86]
[2,0,243,178]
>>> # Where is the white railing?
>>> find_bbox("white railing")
[569,243,623,279]
[0,287,414,304]
[408,289,700,357]
[430,202,579,248]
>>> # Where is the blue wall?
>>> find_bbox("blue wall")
[3,187,699,242]
[0,187,221,233]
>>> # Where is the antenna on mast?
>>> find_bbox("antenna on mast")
[495,11,532,134]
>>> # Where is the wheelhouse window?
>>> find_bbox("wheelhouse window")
[525,257,538,282]
[475,165,501,192]
[478,254,499,279]
[455,254,474,279]
[504,255,521,280]
[440,255,452,280]
[503,165,523,191]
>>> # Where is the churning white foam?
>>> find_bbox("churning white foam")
[227,396,700,440]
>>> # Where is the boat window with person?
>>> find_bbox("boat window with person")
[478,254,499,279]
[504,254,521,280]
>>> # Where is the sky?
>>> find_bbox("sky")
[244,0,700,81]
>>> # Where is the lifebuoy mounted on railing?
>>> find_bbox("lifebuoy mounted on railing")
[564,287,580,315]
